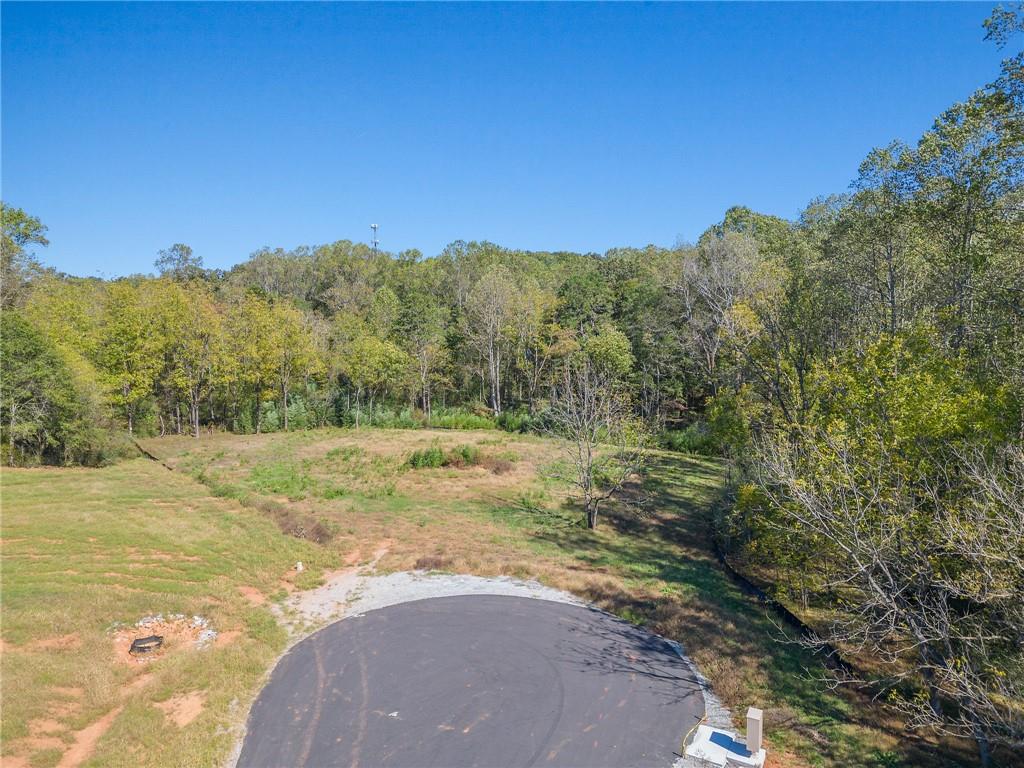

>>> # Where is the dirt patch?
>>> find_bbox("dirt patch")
[238,586,266,605]
[47,701,81,719]
[30,633,82,651]
[47,692,83,720]
[17,735,66,752]
[125,549,201,562]
[366,543,392,570]
[154,691,206,728]
[111,615,216,664]
[29,718,65,735]
[215,629,242,647]
[276,543,392,627]
[121,671,155,695]
[56,706,123,768]
[343,548,363,565]
[278,561,309,592]
[50,686,84,702]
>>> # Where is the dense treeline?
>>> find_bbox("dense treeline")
[1,7,1022,764]
[2,231,688,458]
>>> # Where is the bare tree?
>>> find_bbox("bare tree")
[757,435,1024,766]
[545,354,647,529]
[464,265,516,414]
[673,232,762,390]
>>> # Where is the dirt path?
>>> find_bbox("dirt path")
[56,706,123,768]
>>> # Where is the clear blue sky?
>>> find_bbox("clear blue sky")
[2,2,1007,277]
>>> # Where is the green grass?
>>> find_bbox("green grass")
[3,428,978,768]
[1,459,339,768]
[248,460,314,498]
[407,443,485,469]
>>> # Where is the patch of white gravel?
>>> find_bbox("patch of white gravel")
[666,637,733,768]
[284,569,587,628]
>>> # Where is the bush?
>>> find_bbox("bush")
[660,392,755,457]
[407,443,489,469]
[258,401,281,432]
[329,403,513,432]
[495,408,534,433]
[407,445,445,468]
[426,407,497,430]
[445,444,481,467]
[285,394,313,430]
[659,422,717,455]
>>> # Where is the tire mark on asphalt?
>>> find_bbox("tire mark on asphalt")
[349,630,370,768]
[521,635,565,768]
[295,636,327,767]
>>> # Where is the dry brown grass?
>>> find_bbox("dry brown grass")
[143,427,996,767]
[3,427,992,767]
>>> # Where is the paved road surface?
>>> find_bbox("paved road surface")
[238,595,703,767]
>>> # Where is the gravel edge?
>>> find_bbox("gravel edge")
[226,569,731,768]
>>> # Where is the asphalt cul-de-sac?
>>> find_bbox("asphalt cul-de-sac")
[238,594,703,768]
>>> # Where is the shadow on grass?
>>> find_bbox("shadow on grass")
[527,453,978,768]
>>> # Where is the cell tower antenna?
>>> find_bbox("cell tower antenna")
[370,223,379,255]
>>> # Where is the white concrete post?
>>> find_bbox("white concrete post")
[746,706,763,753]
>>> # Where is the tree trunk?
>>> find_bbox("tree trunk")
[9,406,17,466]
[282,383,289,431]
[972,713,992,768]
[919,649,943,719]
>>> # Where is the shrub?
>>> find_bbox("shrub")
[414,555,452,571]
[285,394,313,430]
[407,442,500,470]
[407,445,445,468]
[336,405,421,429]
[427,407,497,430]
[445,444,481,467]
[659,422,717,455]
[495,408,534,433]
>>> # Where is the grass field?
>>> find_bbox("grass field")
[2,427,974,768]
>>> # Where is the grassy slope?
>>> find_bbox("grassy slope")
[1,460,338,768]
[3,428,967,768]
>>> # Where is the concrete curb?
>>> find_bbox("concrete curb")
[666,638,733,768]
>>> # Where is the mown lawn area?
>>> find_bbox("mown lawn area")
[0,460,338,768]
[2,427,971,767]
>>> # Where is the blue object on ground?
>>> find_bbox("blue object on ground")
[709,730,753,757]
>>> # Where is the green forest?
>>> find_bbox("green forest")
[2,8,1023,767]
